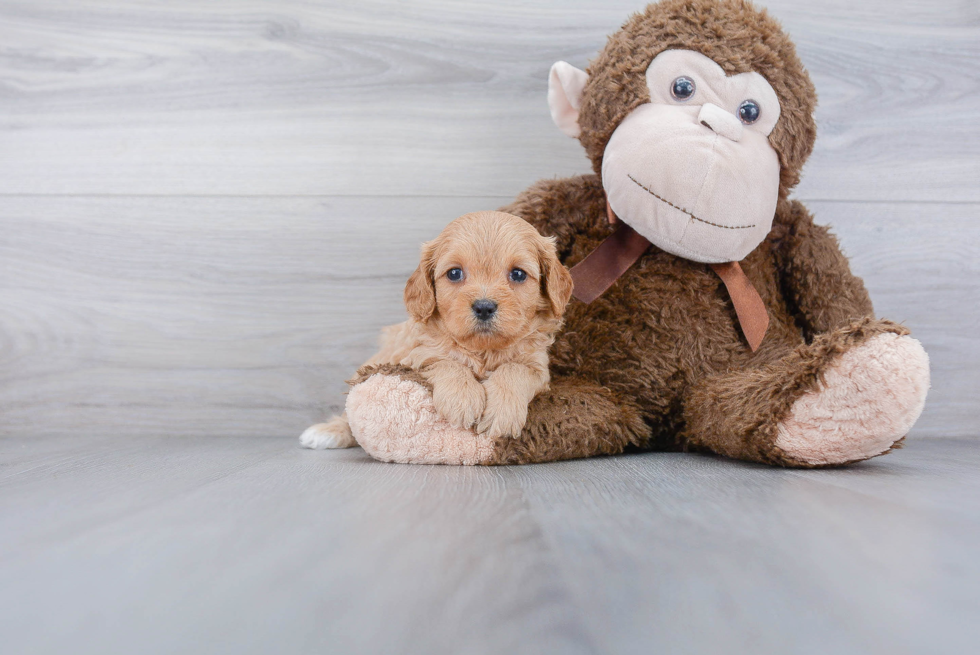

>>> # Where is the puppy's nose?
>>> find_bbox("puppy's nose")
[471,299,498,321]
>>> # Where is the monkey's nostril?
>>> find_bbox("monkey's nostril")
[698,103,743,142]
[472,299,498,321]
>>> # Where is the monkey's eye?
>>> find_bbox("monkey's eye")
[509,268,527,283]
[738,99,761,124]
[446,267,463,282]
[670,76,696,101]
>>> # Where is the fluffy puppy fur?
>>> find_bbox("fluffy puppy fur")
[300,211,573,449]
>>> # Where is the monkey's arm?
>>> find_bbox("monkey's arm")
[499,174,608,259]
[771,199,874,338]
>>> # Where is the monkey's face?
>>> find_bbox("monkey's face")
[550,48,786,264]
[601,50,782,263]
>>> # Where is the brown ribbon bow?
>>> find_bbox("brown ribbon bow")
[569,201,769,352]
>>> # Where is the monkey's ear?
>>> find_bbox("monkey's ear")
[404,241,438,323]
[548,61,589,138]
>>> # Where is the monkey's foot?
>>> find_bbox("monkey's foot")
[346,372,494,465]
[774,333,930,466]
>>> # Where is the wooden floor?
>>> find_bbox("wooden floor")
[1,436,978,654]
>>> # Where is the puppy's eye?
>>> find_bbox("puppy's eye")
[509,268,527,283]
[671,76,696,101]
[446,267,463,282]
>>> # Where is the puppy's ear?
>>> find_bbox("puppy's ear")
[538,236,574,317]
[404,240,438,322]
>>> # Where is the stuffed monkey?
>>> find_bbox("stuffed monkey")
[338,0,930,467]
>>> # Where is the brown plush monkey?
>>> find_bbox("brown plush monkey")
[337,0,930,467]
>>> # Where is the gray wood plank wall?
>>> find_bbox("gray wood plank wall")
[1,0,977,439]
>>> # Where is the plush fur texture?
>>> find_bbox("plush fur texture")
[349,364,646,465]
[774,333,930,465]
[578,0,816,195]
[347,366,496,465]
[597,49,785,263]
[343,0,929,467]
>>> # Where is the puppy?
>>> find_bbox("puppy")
[300,210,573,449]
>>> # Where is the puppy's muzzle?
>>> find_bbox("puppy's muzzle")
[471,299,498,322]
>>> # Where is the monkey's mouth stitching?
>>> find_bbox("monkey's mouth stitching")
[627,174,756,230]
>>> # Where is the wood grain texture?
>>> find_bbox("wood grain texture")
[1,196,975,439]
[1,435,978,654]
[0,0,977,200]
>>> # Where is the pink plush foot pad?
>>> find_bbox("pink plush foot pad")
[775,333,930,466]
[346,373,495,465]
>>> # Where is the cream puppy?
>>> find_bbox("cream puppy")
[300,211,573,449]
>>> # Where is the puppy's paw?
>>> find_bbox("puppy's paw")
[477,383,529,439]
[299,416,356,449]
[432,376,486,429]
